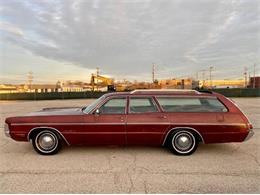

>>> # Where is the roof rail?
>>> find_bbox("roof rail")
[197,89,213,94]
[130,89,200,94]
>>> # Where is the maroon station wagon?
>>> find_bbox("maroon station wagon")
[4,89,254,155]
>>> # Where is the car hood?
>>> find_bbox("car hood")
[25,107,85,116]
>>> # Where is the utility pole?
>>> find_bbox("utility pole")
[27,71,33,92]
[96,67,100,77]
[209,66,214,89]
[152,63,155,83]
[244,67,248,88]
[96,67,99,91]
[253,63,256,88]
[201,69,206,88]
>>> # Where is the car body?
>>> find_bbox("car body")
[4,89,254,155]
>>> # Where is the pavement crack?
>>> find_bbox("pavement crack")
[144,180,148,194]
[126,168,134,193]
[241,151,260,167]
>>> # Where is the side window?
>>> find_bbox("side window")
[98,97,126,114]
[201,98,228,112]
[157,97,227,112]
[129,97,158,113]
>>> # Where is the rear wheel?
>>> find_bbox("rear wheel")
[168,130,198,155]
[32,130,61,155]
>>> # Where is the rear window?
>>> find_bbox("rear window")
[156,97,228,112]
[129,97,158,113]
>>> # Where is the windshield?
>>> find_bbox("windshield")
[83,95,106,114]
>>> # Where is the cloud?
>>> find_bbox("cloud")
[0,21,23,36]
[0,0,259,80]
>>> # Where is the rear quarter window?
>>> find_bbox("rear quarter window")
[156,97,228,112]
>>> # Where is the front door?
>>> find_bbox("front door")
[126,96,169,145]
[83,97,127,145]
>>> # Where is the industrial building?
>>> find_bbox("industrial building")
[200,79,245,89]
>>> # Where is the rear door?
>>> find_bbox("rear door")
[156,96,229,143]
[126,96,169,145]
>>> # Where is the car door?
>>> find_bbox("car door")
[156,96,228,143]
[82,96,127,145]
[126,96,170,145]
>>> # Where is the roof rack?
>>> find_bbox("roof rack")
[197,89,213,94]
[130,89,200,94]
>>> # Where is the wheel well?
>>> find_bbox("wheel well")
[27,127,69,145]
[163,127,204,146]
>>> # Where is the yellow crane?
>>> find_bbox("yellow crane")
[90,74,115,91]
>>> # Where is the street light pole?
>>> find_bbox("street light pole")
[253,64,256,88]
[209,66,214,89]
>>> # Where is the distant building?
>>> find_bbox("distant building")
[200,79,245,88]
[25,84,61,93]
[0,84,18,93]
[159,78,193,89]
[249,77,260,88]
[59,81,92,92]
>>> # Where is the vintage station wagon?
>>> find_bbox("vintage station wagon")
[4,89,254,155]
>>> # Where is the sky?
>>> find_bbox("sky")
[0,0,259,84]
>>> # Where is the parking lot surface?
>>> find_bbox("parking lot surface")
[0,98,259,193]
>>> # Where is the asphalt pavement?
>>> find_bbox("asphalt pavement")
[0,98,259,193]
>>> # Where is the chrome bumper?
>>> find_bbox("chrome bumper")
[244,129,254,141]
[4,123,10,137]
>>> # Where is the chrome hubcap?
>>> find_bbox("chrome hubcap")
[174,133,193,151]
[37,133,56,150]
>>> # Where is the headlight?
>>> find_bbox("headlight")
[4,123,10,137]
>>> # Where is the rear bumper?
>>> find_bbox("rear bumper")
[244,129,254,141]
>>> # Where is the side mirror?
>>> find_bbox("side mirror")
[94,109,100,115]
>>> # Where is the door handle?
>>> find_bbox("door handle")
[159,115,167,119]
[216,114,224,122]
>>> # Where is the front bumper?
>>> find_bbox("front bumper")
[244,129,254,141]
[4,123,10,137]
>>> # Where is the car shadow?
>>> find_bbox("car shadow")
[58,143,239,156]
[5,142,241,156]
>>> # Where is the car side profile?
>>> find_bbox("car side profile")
[4,89,254,155]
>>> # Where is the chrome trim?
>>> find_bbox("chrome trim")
[27,127,70,145]
[13,123,126,126]
[130,89,200,94]
[4,123,10,137]
[11,122,246,126]
[244,130,254,141]
[162,127,204,145]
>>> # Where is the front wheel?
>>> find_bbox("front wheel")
[32,130,62,155]
[168,130,198,155]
